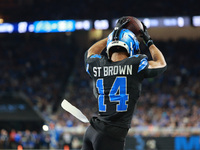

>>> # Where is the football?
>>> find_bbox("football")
[124,16,143,36]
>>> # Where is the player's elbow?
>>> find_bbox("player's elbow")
[158,62,167,73]
[159,61,167,68]
[148,60,167,69]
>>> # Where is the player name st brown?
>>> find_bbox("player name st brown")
[93,65,132,77]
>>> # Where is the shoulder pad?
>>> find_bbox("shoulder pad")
[129,54,148,62]
[137,54,148,59]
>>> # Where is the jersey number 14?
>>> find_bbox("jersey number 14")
[96,77,129,112]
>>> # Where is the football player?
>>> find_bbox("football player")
[82,17,167,150]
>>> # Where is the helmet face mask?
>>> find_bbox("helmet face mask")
[107,29,140,59]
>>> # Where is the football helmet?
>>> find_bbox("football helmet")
[107,29,140,58]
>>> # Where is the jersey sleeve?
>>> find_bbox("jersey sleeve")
[84,51,103,77]
[143,66,167,78]
[136,54,167,78]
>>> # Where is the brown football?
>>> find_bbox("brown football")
[124,16,143,36]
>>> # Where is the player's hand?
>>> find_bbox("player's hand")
[115,16,130,29]
[140,22,154,47]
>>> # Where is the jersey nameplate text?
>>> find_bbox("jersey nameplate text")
[93,65,132,77]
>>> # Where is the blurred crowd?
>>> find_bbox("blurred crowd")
[0,33,77,115]
[0,127,84,149]
[0,1,199,150]
[0,129,50,149]
[59,38,200,136]
[0,32,200,148]
[0,0,199,22]
[132,40,200,129]
[0,33,82,149]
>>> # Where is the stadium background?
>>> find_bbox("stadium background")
[0,0,200,149]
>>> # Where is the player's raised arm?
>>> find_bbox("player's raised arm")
[148,44,167,68]
[140,23,167,69]
[87,38,108,58]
